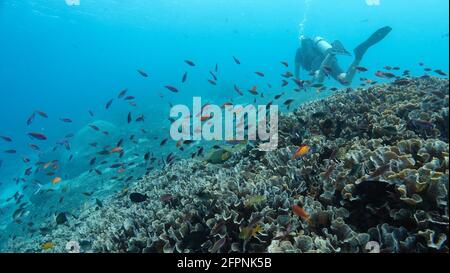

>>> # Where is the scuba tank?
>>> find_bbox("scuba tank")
[313,36,351,56]
[313,36,333,55]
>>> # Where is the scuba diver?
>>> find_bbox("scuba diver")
[294,26,392,86]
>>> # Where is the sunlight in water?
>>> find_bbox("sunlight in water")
[298,0,312,39]
[65,0,80,6]
[365,0,381,6]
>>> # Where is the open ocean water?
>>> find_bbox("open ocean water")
[0,0,448,253]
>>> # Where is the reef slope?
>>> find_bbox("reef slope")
[5,77,449,253]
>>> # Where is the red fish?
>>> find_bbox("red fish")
[201,114,214,122]
[292,78,305,88]
[27,112,35,126]
[127,112,132,124]
[165,85,179,93]
[0,136,12,142]
[221,102,232,108]
[434,69,447,76]
[281,71,293,78]
[137,69,148,77]
[110,163,123,169]
[248,86,258,95]
[209,71,217,81]
[383,72,396,78]
[175,140,183,148]
[105,99,114,109]
[135,114,145,122]
[89,125,100,131]
[292,204,310,221]
[35,111,48,118]
[274,92,285,100]
[292,144,310,159]
[356,66,368,72]
[28,132,47,141]
[29,144,40,151]
[375,71,385,78]
[52,177,62,184]
[111,147,123,154]
[24,167,32,176]
[184,60,196,66]
[234,84,243,96]
[118,89,128,99]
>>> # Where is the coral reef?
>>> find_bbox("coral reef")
[4,77,448,253]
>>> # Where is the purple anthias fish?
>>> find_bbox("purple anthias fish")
[56,138,71,150]
[28,132,47,141]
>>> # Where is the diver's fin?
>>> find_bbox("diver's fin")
[331,40,351,56]
[354,26,392,60]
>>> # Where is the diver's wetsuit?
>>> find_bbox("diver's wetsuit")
[295,38,345,83]
[295,26,392,86]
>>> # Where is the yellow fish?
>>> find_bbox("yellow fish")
[245,195,267,207]
[239,224,263,240]
[52,177,62,185]
[42,242,55,250]
[292,144,310,159]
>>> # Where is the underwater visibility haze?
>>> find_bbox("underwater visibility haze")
[0,0,448,253]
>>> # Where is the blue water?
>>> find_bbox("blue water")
[0,0,448,249]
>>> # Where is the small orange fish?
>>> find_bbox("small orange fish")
[248,86,258,95]
[221,102,233,108]
[292,204,310,221]
[292,144,310,159]
[201,114,213,122]
[52,177,62,185]
[111,147,123,154]
[176,140,183,148]
[43,162,52,169]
